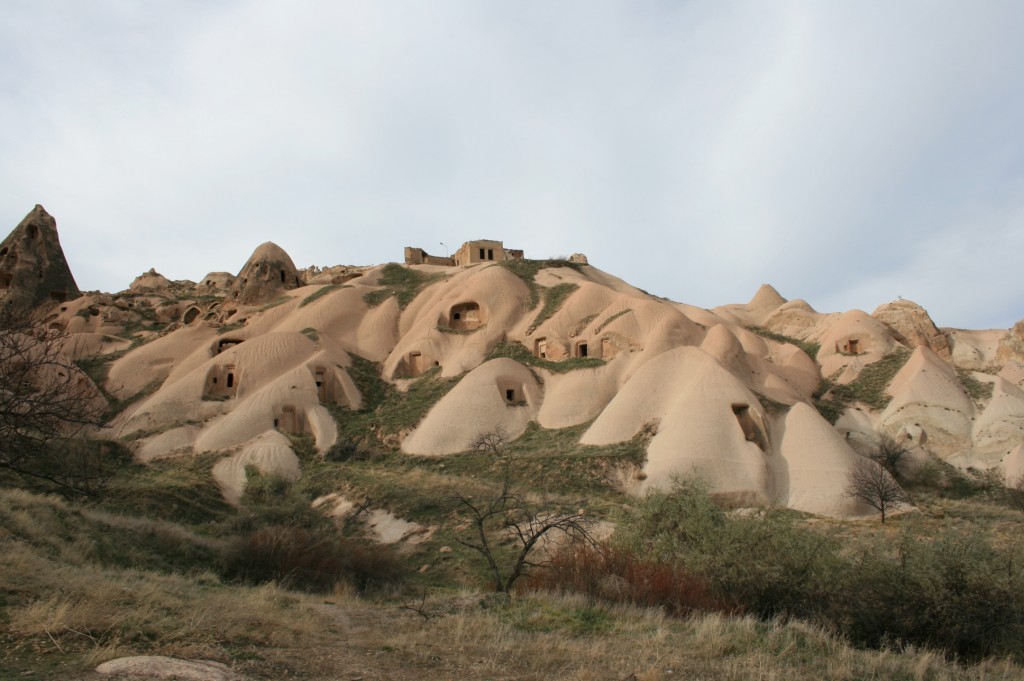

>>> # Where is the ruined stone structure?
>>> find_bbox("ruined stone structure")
[404,240,523,267]
[0,205,80,309]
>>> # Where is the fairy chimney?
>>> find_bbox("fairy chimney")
[228,242,302,305]
[0,205,80,309]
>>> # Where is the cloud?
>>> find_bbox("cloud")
[1,1,1022,328]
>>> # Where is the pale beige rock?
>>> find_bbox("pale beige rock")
[872,299,949,358]
[947,328,1005,370]
[128,268,172,292]
[96,655,242,680]
[998,321,1024,364]
[812,310,898,380]
[402,358,542,455]
[776,403,877,517]
[973,378,1024,466]
[136,425,199,462]
[228,242,302,305]
[1004,444,1024,484]
[582,347,774,505]
[880,346,974,460]
[762,299,821,339]
[212,430,301,505]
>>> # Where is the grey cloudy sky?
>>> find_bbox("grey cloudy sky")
[2,1,1023,329]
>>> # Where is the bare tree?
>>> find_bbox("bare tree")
[871,433,909,476]
[470,426,511,456]
[450,458,595,593]
[846,458,909,523]
[0,308,114,496]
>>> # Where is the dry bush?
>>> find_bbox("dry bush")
[220,524,400,593]
[524,543,730,616]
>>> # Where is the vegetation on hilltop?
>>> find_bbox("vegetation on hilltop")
[362,263,443,309]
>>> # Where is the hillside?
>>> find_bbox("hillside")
[4,205,1024,679]
[8,205,1022,509]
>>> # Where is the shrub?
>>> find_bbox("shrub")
[610,477,1024,660]
[525,543,729,616]
[836,529,1024,658]
[220,524,400,593]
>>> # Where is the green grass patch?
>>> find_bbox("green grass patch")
[531,283,579,328]
[217,321,245,335]
[753,391,790,416]
[956,366,994,405]
[499,258,583,308]
[487,341,606,373]
[260,296,290,311]
[746,326,821,360]
[408,421,651,501]
[299,284,343,307]
[814,349,912,422]
[329,362,461,455]
[362,263,442,309]
[97,453,235,527]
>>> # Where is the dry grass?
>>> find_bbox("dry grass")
[375,592,1024,681]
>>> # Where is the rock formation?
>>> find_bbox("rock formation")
[0,205,80,309]
[227,242,302,306]
[11,205,1024,519]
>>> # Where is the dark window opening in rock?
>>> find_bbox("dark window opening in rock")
[26,225,38,239]
[226,372,234,388]
[0,247,7,255]
[49,291,67,302]
[506,389,515,402]
[449,301,482,330]
[479,248,485,259]
[233,292,239,299]
[577,342,588,358]
[848,339,860,354]
[731,403,765,450]
[217,338,242,354]
[206,280,212,286]
[212,377,218,384]
[273,419,279,428]
[0,272,11,289]
[487,249,494,260]
[89,307,99,316]
[280,270,286,283]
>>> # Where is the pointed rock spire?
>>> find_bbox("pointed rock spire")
[0,205,80,309]
[748,283,786,311]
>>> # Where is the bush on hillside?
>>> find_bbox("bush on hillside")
[221,524,400,593]
[542,476,1024,660]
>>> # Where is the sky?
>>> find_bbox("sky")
[2,1,1023,330]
